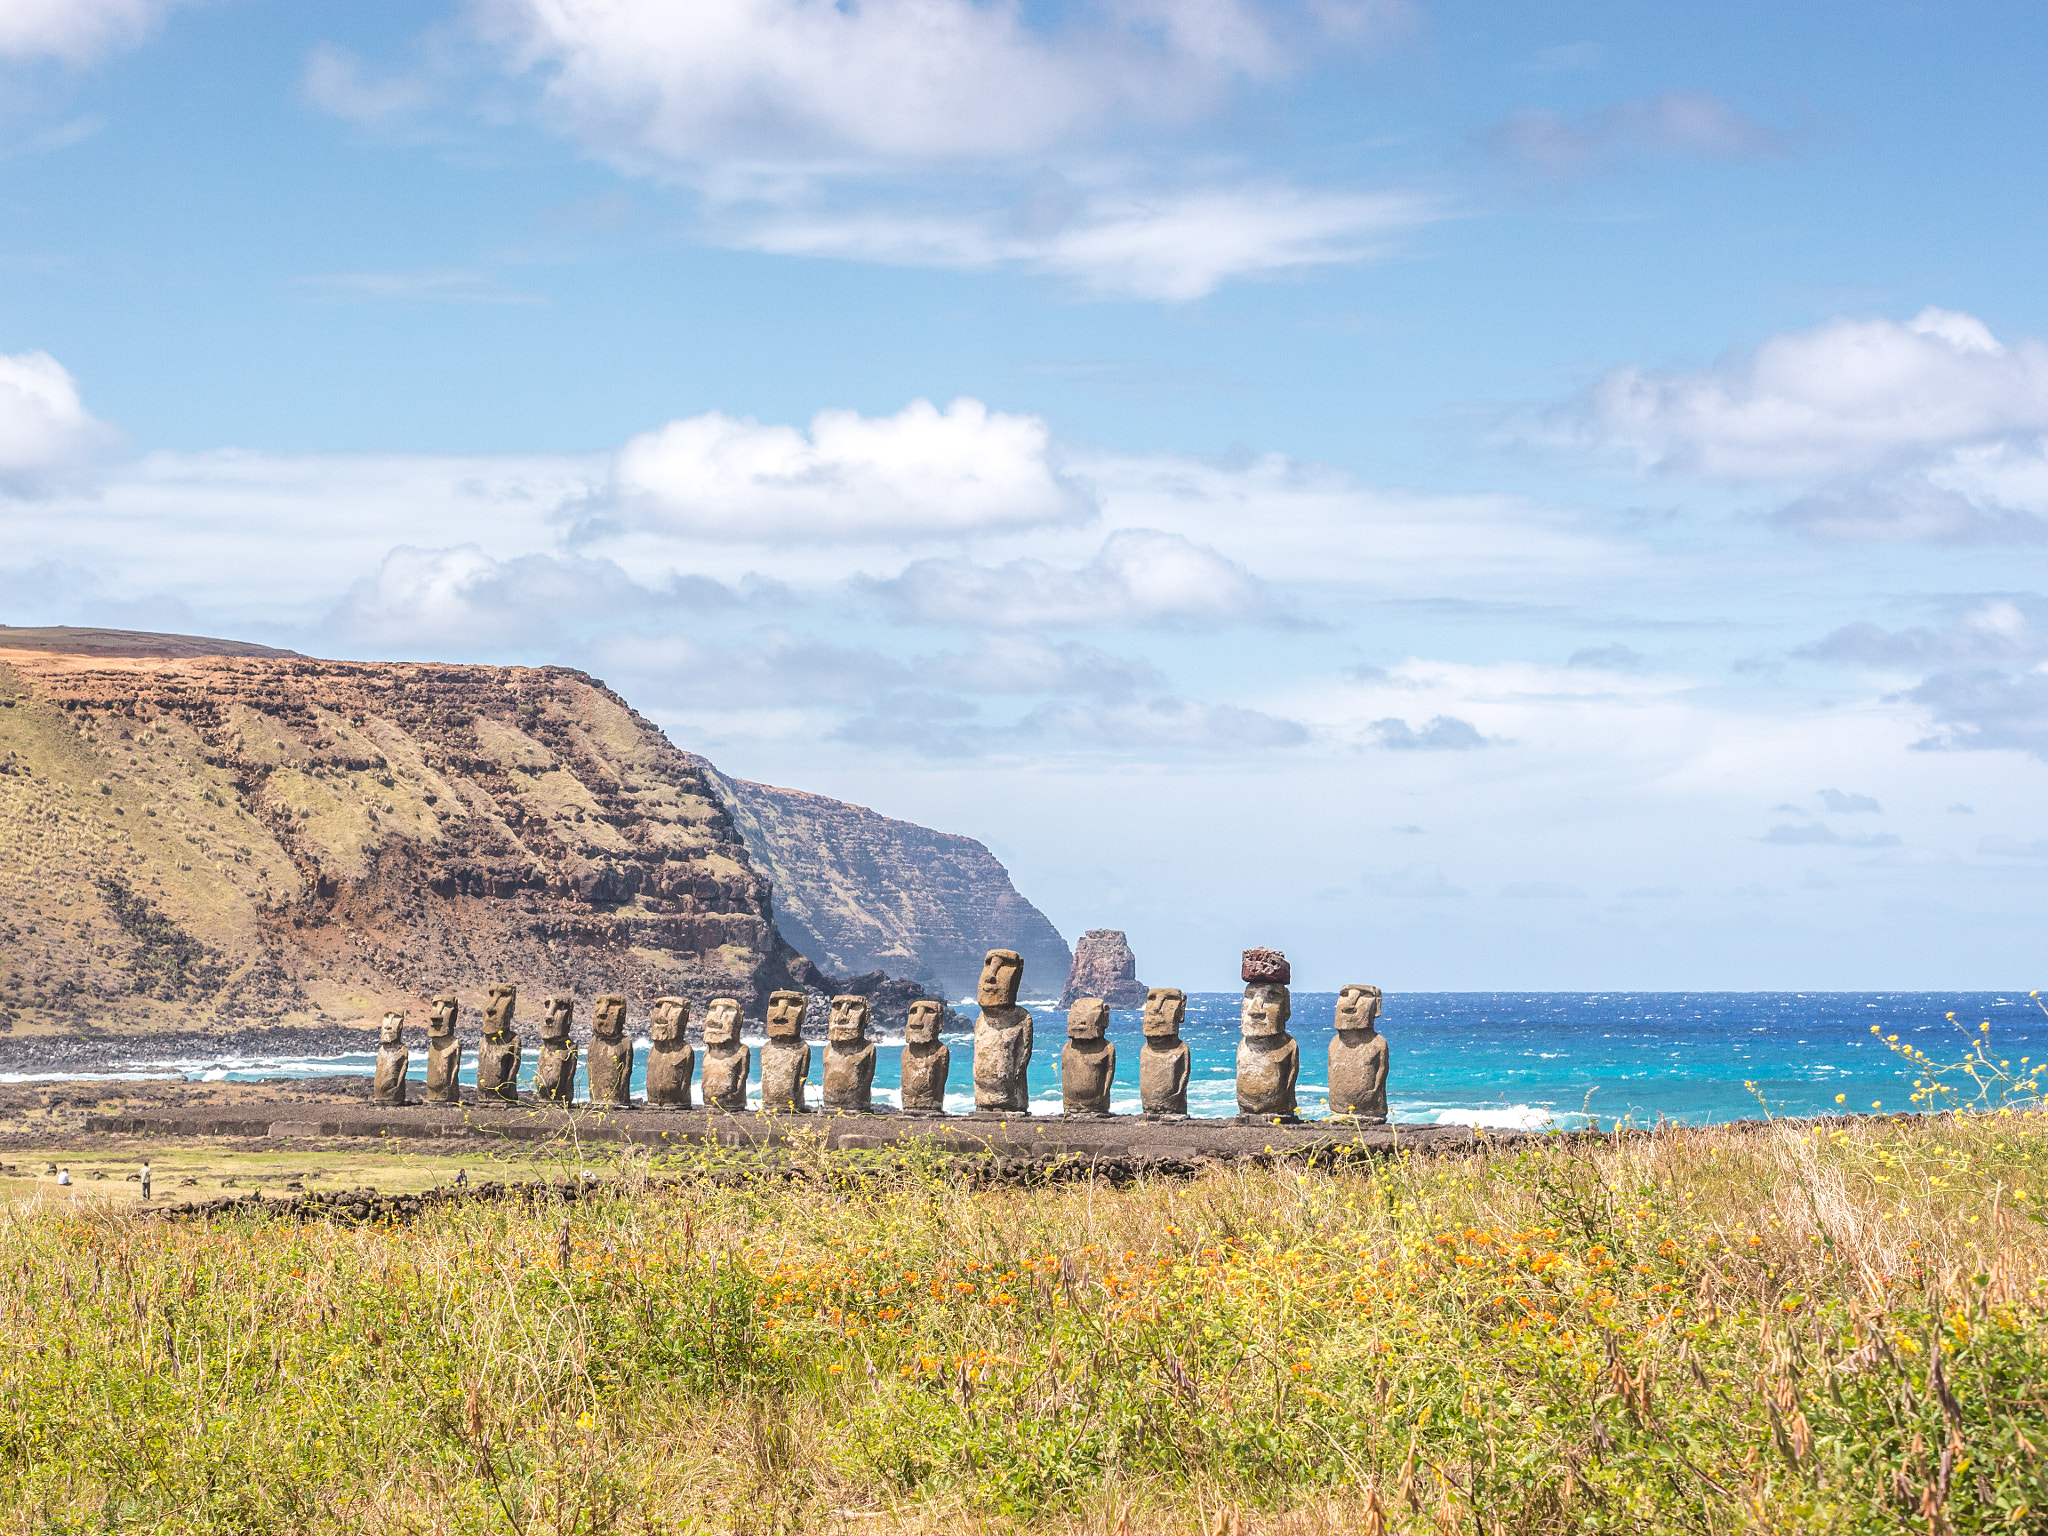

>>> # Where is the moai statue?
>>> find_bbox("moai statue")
[424,995,462,1105]
[372,1011,409,1106]
[1139,986,1191,1118]
[587,994,633,1107]
[536,995,579,1104]
[476,984,521,1104]
[645,996,695,1109]
[700,996,750,1111]
[821,995,878,1113]
[760,990,811,1112]
[1328,984,1390,1123]
[1236,948,1300,1121]
[1061,997,1115,1116]
[899,999,950,1114]
[972,948,1033,1113]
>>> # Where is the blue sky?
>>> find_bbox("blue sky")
[4,0,2048,992]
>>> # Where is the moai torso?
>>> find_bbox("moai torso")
[372,1012,409,1106]
[972,949,1033,1112]
[700,997,750,1111]
[645,996,695,1108]
[1328,983,1390,1122]
[1236,949,1299,1120]
[899,999,950,1113]
[760,990,811,1112]
[536,996,578,1104]
[477,984,522,1103]
[1139,986,1191,1117]
[424,995,462,1104]
[588,994,633,1106]
[821,995,877,1112]
[1061,997,1115,1116]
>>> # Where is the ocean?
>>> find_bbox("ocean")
[12,990,2042,1127]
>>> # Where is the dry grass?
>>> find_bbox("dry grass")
[4,1113,2047,1534]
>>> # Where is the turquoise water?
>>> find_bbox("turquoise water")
[18,991,2042,1127]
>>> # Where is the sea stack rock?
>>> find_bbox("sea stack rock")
[372,1011,409,1105]
[1059,929,1147,1008]
[1236,947,1300,1122]
[899,998,950,1114]
[476,984,521,1104]
[424,995,462,1104]
[645,996,695,1108]
[971,948,1033,1112]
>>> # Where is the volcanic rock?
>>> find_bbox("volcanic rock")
[1059,929,1147,1008]
[1241,947,1291,985]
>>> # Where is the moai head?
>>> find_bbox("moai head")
[1066,997,1109,1041]
[1241,948,1292,986]
[542,996,574,1042]
[1241,982,1291,1038]
[484,984,517,1036]
[594,994,628,1040]
[828,995,871,1043]
[1335,984,1383,1034]
[428,996,459,1038]
[766,990,806,1041]
[978,949,1023,1008]
[378,1011,405,1046]
[650,996,689,1043]
[1142,986,1187,1039]
[905,999,944,1045]
[704,997,743,1046]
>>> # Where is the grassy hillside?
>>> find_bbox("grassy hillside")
[3,1114,2044,1533]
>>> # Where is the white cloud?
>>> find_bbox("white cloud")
[0,350,115,494]
[870,528,1275,629]
[1557,308,2048,482]
[744,183,1441,301]
[596,397,1092,544]
[1019,695,1308,750]
[1368,714,1489,750]
[1490,91,1788,179]
[920,634,1164,697]
[300,43,434,124]
[0,0,178,64]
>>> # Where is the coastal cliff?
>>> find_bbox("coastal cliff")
[694,763,1071,1002]
[0,634,833,1039]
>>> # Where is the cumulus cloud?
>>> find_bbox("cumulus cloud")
[1368,715,1488,751]
[592,397,1092,544]
[920,634,1164,698]
[0,0,179,63]
[1802,598,2048,669]
[871,528,1276,629]
[1771,477,2048,545]
[1908,669,2048,759]
[1554,308,2048,482]
[0,351,116,495]
[1489,91,1788,179]
[1816,788,1882,814]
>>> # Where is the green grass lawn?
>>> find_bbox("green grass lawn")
[4,1113,2047,1534]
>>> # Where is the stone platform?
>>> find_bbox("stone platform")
[85,1099,1499,1162]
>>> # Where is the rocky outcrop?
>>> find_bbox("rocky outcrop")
[1058,929,1147,1008]
[0,641,832,1036]
[695,763,1071,1002]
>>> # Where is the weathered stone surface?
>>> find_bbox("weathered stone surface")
[697,763,1071,1002]
[821,994,877,1112]
[645,996,694,1108]
[1237,979,1299,1120]
[761,990,810,1112]
[1061,997,1115,1116]
[535,996,577,1104]
[1058,929,1147,1009]
[477,984,521,1104]
[424,995,461,1104]
[699,996,749,1111]
[899,998,950,1114]
[1139,986,1190,1117]
[972,950,1033,1112]
[1241,948,1291,985]
[1327,983,1389,1122]
[371,1011,408,1105]
[587,993,633,1107]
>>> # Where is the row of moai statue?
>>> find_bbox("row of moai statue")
[367,945,1389,1123]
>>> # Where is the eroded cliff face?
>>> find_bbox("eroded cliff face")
[0,643,815,1035]
[695,762,1071,1002]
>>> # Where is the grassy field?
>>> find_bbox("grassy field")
[3,1113,2046,1535]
